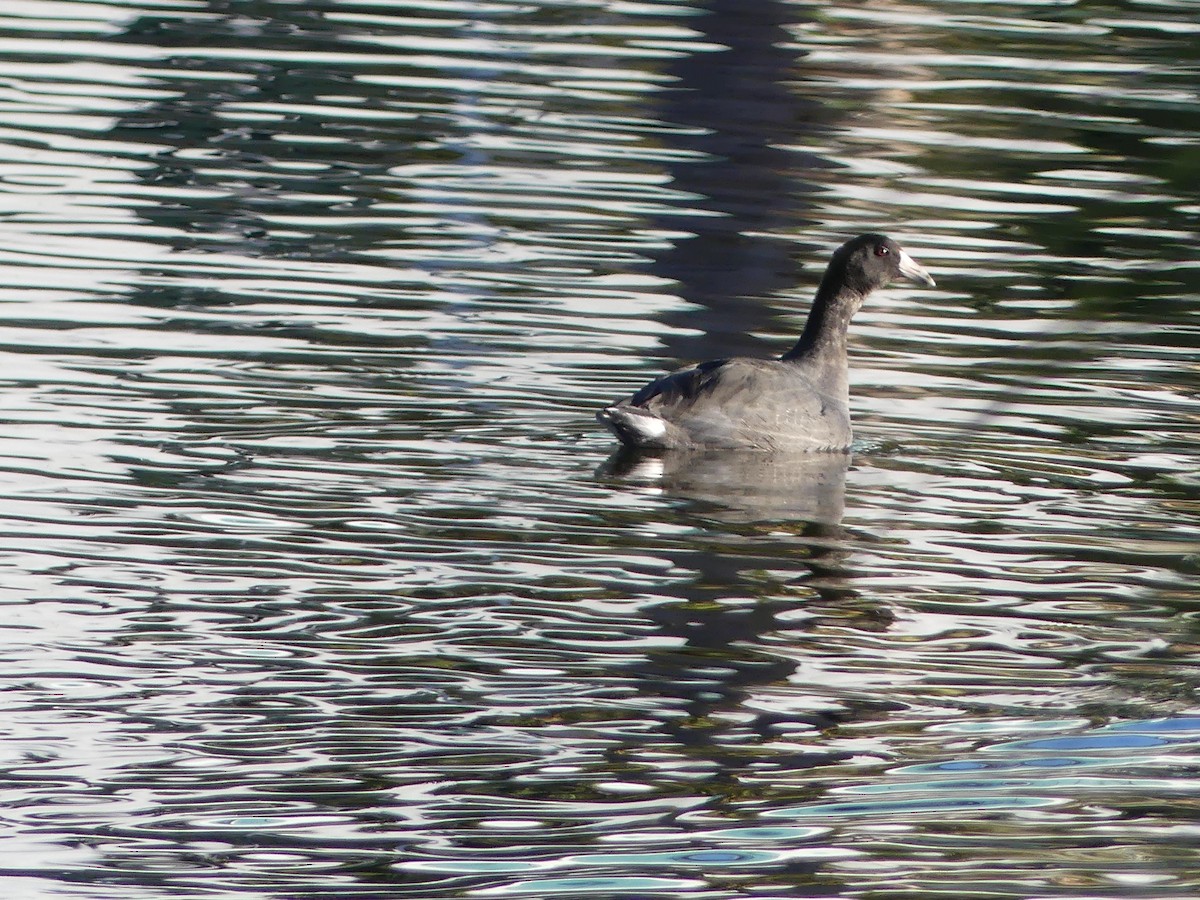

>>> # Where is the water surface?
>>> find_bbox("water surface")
[1,1,1200,898]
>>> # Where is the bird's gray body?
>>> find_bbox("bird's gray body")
[598,234,935,452]
[599,357,849,451]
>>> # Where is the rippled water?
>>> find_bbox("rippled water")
[2,0,1200,897]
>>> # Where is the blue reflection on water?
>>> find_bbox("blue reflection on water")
[760,717,1200,824]
[763,796,1058,819]
[479,875,706,894]
[1106,717,1200,733]
[994,733,1169,751]
[575,849,778,866]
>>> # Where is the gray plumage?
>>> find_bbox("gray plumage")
[598,234,935,451]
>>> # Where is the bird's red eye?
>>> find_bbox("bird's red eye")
[874,246,890,257]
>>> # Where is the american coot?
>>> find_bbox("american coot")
[598,234,936,451]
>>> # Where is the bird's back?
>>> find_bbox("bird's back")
[599,356,850,451]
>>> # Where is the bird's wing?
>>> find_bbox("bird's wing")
[621,358,846,451]
[626,358,735,410]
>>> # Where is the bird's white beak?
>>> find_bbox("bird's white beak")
[898,249,936,287]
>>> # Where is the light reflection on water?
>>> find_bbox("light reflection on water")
[0,0,1199,897]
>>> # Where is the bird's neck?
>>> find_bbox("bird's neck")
[781,286,863,364]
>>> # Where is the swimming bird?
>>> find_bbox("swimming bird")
[598,234,936,451]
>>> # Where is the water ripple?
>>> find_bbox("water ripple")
[0,1,1199,898]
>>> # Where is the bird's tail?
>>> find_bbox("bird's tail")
[596,406,670,449]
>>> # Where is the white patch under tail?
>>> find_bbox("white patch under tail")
[600,406,668,447]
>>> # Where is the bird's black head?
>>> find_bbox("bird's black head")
[825,233,936,297]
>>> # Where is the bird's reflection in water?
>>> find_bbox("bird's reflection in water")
[602,448,849,526]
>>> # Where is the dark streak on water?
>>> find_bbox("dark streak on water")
[1,1,1200,898]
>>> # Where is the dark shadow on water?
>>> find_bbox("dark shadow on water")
[601,447,848,526]
[647,0,831,362]
[599,447,886,769]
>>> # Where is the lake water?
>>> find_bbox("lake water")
[2,1,1200,897]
